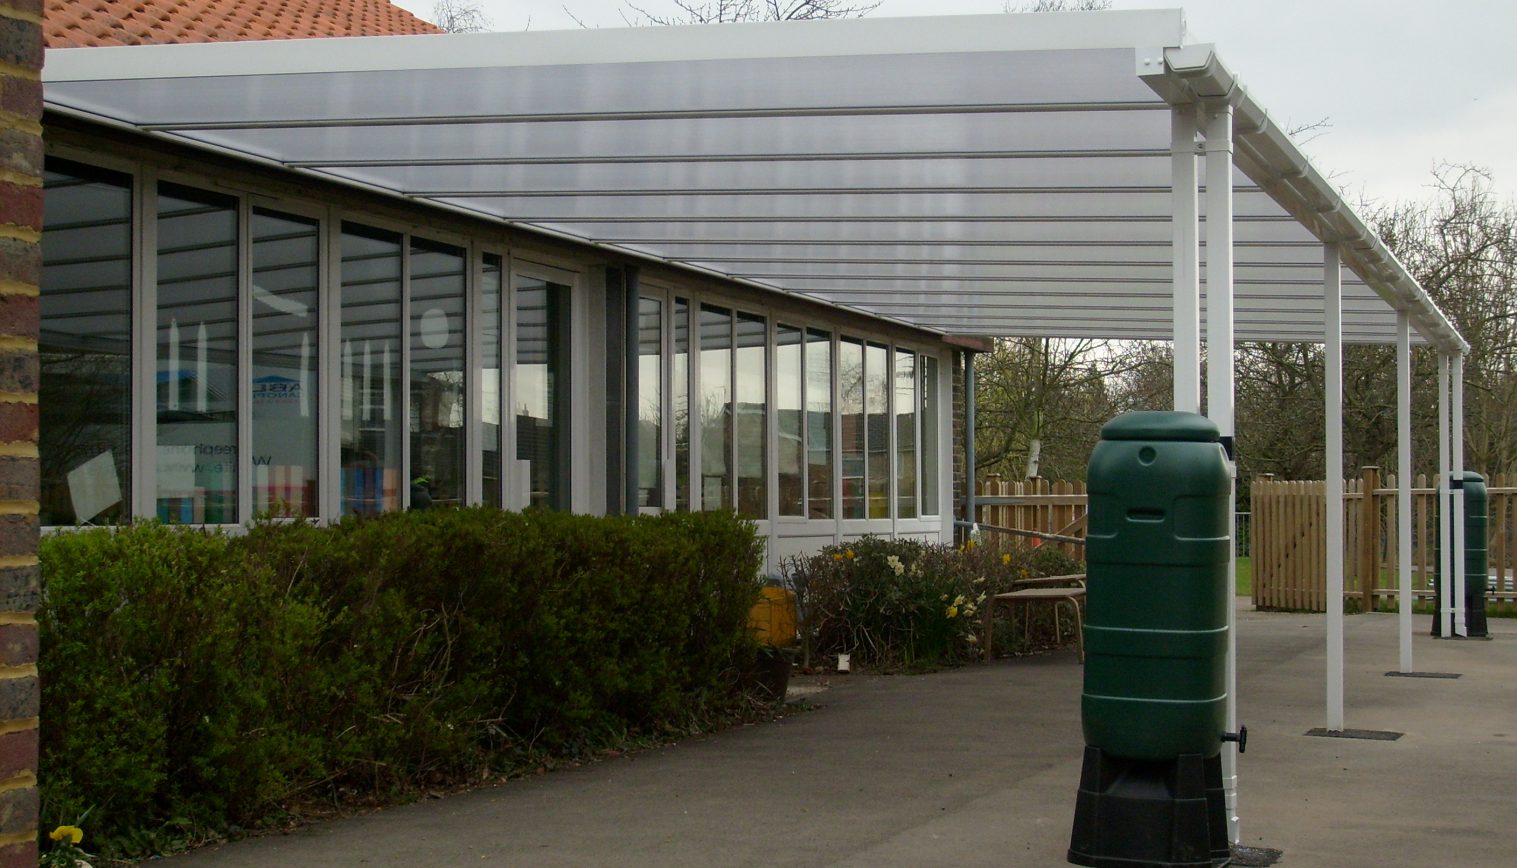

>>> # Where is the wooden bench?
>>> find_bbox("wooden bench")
[981,574,1087,663]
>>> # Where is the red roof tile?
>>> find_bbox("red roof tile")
[45,0,446,48]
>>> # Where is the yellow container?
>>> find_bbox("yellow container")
[749,586,798,647]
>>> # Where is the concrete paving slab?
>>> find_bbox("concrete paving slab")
[176,604,1517,867]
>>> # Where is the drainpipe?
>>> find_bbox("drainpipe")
[624,265,640,515]
[965,350,977,533]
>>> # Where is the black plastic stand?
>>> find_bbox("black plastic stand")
[1430,573,1489,639]
[1068,747,1230,868]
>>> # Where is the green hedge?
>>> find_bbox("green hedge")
[39,509,763,859]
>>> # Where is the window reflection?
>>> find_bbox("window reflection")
[699,305,732,511]
[922,356,939,516]
[480,254,503,507]
[865,342,889,519]
[638,296,663,508]
[40,160,132,526]
[674,298,690,512]
[895,349,916,519]
[251,209,319,518]
[409,239,466,507]
[516,276,569,509]
[806,329,833,520]
[735,312,768,519]
[777,325,803,516]
[340,224,403,515]
[840,337,865,519]
[156,183,238,523]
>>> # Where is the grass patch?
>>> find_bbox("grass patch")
[1236,557,1252,596]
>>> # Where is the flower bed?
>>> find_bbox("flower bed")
[783,536,1081,669]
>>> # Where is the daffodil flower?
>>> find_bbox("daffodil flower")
[50,825,84,845]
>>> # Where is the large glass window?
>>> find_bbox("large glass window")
[895,349,917,519]
[409,239,466,507]
[805,329,833,520]
[39,160,132,526]
[922,355,939,516]
[776,325,804,516]
[637,296,663,508]
[673,298,690,512]
[840,337,865,519]
[516,275,570,509]
[156,183,238,523]
[340,224,403,515]
[734,312,768,519]
[699,305,732,511]
[865,342,890,519]
[480,254,503,508]
[251,209,319,518]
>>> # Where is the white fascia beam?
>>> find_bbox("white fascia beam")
[1397,311,1414,672]
[1452,352,1467,636]
[1148,47,1469,359]
[47,10,1191,82]
[1203,100,1240,845]
[1172,105,1201,414]
[1325,243,1345,733]
[1438,353,1453,638]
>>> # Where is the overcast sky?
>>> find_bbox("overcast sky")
[389,0,1517,204]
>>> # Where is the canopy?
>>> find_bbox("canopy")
[42,9,1467,351]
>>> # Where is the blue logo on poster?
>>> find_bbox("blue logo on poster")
[253,375,301,405]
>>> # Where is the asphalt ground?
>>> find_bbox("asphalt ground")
[177,604,1517,867]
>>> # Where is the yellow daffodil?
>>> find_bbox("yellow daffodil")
[1001,553,1011,565]
[831,553,843,562]
[50,825,84,845]
[845,549,855,560]
[946,605,959,619]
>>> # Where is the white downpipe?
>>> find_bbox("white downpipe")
[1397,311,1414,672]
[1171,105,1201,414]
[1452,353,1467,637]
[1324,243,1345,732]
[1438,353,1452,638]
[1202,102,1239,845]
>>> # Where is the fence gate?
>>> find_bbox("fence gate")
[1251,469,1516,614]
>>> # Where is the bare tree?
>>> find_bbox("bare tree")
[1372,165,1517,476]
[1004,0,1113,12]
[621,0,878,26]
[432,0,491,33]
[973,337,1156,481]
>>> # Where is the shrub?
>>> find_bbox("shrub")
[39,509,763,860]
[783,535,1077,670]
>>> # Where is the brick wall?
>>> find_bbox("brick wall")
[0,0,40,864]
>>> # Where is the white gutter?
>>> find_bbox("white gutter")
[1141,45,1469,356]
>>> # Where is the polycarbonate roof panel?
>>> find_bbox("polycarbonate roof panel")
[42,11,1459,348]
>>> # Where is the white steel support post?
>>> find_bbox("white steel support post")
[1171,106,1201,413]
[1396,312,1414,672]
[1324,243,1345,732]
[1202,101,1239,844]
[1438,353,1453,637]
[1452,352,1467,636]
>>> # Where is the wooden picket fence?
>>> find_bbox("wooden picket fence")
[974,476,1088,559]
[1251,469,1517,614]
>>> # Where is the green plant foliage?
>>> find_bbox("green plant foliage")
[39,509,763,860]
[782,536,1080,669]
